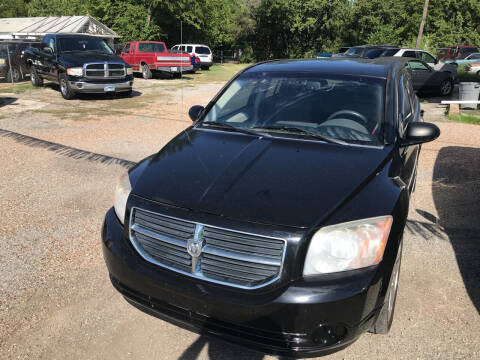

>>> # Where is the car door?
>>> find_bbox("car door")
[41,36,57,81]
[398,71,420,191]
[407,60,436,92]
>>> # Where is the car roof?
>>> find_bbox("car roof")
[398,48,428,52]
[245,58,408,79]
[129,41,165,43]
[174,44,211,48]
[350,45,399,49]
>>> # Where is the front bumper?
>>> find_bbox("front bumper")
[102,207,384,358]
[69,80,133,93]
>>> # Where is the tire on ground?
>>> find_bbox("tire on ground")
[30,66,43,87]
[59,73,76,100]
[142,64,152,79]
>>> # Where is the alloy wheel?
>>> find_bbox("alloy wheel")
[60,78,67,95]
[440,81,452,96]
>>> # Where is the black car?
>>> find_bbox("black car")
[102,59,440,358]
[0,41,39,82]
[342,45,400,59]
[403,58,455,96]
[23,34,133,99]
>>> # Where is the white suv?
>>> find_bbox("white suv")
[171,44,213,70]
[392,48,457,79]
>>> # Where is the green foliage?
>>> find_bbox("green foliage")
[3,0,480,61]
[0,0,27,17]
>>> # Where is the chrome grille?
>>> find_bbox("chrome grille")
[84,62,125,79]
[129,208,286,289]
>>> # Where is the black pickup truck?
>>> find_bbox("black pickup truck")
[23,34,133,99]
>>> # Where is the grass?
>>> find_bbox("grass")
[0,83,36,94]
[457,67,480,82]
[448,114,480,125]
[186,63,251,84]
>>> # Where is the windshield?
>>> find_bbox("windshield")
[344,47,364,57]
[57,37,113,54]
[201,72,385,145]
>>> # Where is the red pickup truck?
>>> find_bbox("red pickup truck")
[119,41,192,79]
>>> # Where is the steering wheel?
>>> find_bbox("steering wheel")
[327,110,368,125]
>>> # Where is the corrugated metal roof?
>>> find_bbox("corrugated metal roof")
[0,16,118,38]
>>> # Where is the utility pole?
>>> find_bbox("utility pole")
[416,0,430,49]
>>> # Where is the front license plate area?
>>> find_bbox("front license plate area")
[104,85,116,92]
[170,67,178,72]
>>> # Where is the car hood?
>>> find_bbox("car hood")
[58,52,125,67]
[132,128,392,228]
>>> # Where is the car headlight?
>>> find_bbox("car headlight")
[114,172,132,224]
[303,216,393,275]
[126,67,133,75]
[66,67,83,76]
[0,59,5,65]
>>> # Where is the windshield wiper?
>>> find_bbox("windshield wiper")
[252,126,343,144]
[200,122,268,137]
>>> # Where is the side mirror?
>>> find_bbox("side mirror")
[43,47,53,55]
[400,122,440,147]
[189,105,204,121]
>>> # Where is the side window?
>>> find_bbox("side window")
[123,43,130,53]
[403,51,416,58]
[48,38,55,51]
[420,52,436,63]
[186,46,193,53]
[407,61,429,71]
[471,54,480,60]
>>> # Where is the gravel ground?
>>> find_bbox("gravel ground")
[0,76,479,360]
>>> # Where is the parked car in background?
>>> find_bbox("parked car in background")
[171,44,213,70]
[391,48,457,79]
[23,34,133,99]
[332,46,350,57]
[316,52,332,59]
[119,41,192,79]
[103,57,440,358]
[437,45,479,60]
[341,45,399,59]
[170,47,201,73]
[400,58,455,96]
[445,52,480,67]
[466,63,480,76]
[0,41,39,82]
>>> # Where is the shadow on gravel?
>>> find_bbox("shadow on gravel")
[179,336,265,360]
[433,146,480,314]
[0,96,17,108]
[0,128,136,169]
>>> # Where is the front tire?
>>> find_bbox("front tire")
[142,64,152,79]
[371,240,403,334]
[59,73,76,100]
[30,66,43,87]
[439,79,453,96]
